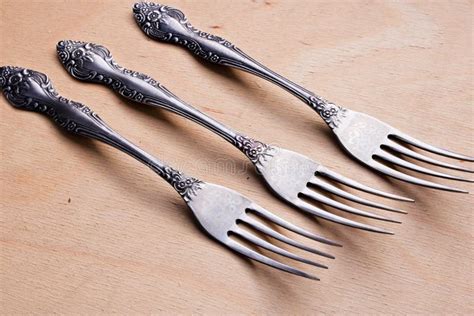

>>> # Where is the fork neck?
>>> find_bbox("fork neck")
[119,73,278,168]
[225,49,315,102]
[95,125,165,174]
[72,118,204,202]
[222,51,347,129]
[92,65,276,167]
[109,68,241,144]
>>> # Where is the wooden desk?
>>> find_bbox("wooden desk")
[1,0,472,314]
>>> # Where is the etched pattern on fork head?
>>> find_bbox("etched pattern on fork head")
[187,183,339,280]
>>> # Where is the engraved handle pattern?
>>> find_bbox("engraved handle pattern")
[0,66,202,202]
[132,2,346,129]
[56,40,236,144]
[56,40,275,167]
[57,40,182,112]
[133,2,240,64]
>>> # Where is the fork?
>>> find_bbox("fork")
[131,2,473,192]
[57,39,410,235]
[0,65,346,280]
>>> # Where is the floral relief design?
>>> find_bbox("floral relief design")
[0,66,31,100]
[133,2,234,63]
[57,42,94,76]
[57,40,162,104]
[147,10,161,23]
[160,167,204,202]
[0,66,103,132]
[234,134,275,166]
[308,95,347,129]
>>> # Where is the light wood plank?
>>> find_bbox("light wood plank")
[1,0,472,314]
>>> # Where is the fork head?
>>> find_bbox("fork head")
[187,182,340,280]
[333,109,473,193]
[236,134,412,234]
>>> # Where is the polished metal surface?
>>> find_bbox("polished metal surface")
[56,40,410,234]
[0,66,341,280]
[132,2,473,192]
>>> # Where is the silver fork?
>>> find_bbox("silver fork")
[0,65,343,280]
[56,40,410,235]
[131,2,473,192]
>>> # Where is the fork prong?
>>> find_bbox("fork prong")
[232,228,328,269]
[385,140,474,173]
[293,198,394,234]
[226,239,320,280]
[318,166,414,202]
[367,159,468,193]
[310,173,408,213]
[241,215,335,259]
[249,204,343,247]
[376,150,473,183]
[300,187,402,223]
[393,132,474,162]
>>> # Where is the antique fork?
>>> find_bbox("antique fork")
[0,66,345,280]
[132,2,473,192]
[57,39,410,235]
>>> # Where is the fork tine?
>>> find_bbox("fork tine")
[241,215,335,259]
[376,150,473,183]
[318,166,414,202]
[300,187,402,223]
[226,239,319,280]
[248,205,343,247]
[385,140,474,173]
[367,159,468,193]
[310,173,408,213]
[293,199,395,234]
[393,132,474,162]
[232,228,328,269]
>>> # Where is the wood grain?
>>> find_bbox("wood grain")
[1,0,473,314]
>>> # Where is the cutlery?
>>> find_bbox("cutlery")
[132,2,473,192]
[0,65,342,280]
[57,39,409,234]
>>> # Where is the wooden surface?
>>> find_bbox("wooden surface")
[1,0,473,314]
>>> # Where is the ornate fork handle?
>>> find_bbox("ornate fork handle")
[57,40,236,144]
[132,2,346,129]
[57,40,275,167]
[0,66,203,202]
